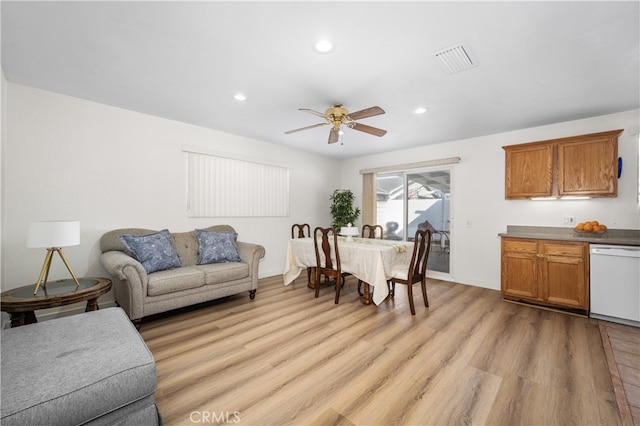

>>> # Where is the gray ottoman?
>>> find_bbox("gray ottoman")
[1,307,160,425]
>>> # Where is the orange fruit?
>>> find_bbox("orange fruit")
[583,223,593,232]
[590,220,599,226]
[600,224,607,231]
[575,223,584,231]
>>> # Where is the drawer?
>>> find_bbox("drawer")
[543,242,586,257]
[503,239,538,254]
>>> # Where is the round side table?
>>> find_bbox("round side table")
[1,277,112,328]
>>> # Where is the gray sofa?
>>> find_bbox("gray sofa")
[100,225,265,322]
[1,308,160,425]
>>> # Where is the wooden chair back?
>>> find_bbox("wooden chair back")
[313,226,346,303]
[362,224,383,239]
[291,223,311,239]
[407,228,432,281]
[314,227,339,272]
[388,228,432,315]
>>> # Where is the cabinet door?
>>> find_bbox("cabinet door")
[501,239,539,299]
[540,242,588,309]
[504,144,554,199]
[557,136,617,196]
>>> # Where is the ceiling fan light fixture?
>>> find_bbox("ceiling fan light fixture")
[233,93,247,101]
[414,107,428,114]
[285,104,387,144]
[314,39,333,54]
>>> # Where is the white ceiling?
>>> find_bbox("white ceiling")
[2,1,639,159]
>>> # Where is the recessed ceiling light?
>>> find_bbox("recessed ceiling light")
[233,93,247,101]
[314,39,333,54]
[414,107,428,114]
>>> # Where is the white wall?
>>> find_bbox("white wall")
[2,81,639,324]
[1,83,339,315]
[341,109,640,290]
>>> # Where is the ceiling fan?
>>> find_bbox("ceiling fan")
[285,104,387,144]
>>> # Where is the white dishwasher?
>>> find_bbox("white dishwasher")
[590,244,640,327]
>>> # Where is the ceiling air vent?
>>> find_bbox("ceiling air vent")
[433,42,478,75]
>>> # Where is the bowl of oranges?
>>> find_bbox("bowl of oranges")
[575,220,607,234]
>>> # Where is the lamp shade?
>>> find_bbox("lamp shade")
[27,221,80,248]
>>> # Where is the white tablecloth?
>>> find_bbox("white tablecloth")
[283,237,413,305]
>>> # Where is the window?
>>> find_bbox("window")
[184,146,290,217]
[376,170,451,238]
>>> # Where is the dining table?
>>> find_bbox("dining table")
[283,236,414,305]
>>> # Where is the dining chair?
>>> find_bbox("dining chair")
[358,223,384,295]
[388,228,432,315]
[313,226,350,304]
[291,223,311,239]
[291,223,312,285]
[361,224,384,239]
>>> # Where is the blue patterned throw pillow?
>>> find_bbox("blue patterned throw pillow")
[195,230,241,264]
[120,229,182,274]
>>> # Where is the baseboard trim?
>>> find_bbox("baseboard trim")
[502,298,588,317]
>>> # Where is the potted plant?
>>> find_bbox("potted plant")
[329,189,361,229]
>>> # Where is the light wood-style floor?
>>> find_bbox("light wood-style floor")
[600,320,640,426]
[139,275,628,426]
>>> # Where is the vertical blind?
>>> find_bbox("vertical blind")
[361,173,376,226]
[185,147,290,217]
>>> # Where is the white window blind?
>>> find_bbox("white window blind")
[184,147,290,217]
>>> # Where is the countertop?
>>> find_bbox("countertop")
[499,225,640,246]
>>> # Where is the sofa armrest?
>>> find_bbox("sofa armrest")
[100,251,147,281]
[236,241,266,290]
[100,251,149,320]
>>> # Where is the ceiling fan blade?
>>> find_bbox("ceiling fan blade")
[299,108,327,119]
[351,122,387,137]
[347,106,385,121]
[285,122,328,134]
[328,128,340,144]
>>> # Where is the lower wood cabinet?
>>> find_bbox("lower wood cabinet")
[501,237,589,312]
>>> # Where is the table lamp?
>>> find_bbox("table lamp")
[27,220,81,295]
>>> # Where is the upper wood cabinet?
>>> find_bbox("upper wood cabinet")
[503,129,622,199]
[504,143,554,198]
[557,135,619,196]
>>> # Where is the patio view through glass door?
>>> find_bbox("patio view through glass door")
[376,169,451,273]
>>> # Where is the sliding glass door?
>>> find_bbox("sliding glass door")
[376,168,451,273]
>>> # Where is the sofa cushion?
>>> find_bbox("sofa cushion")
[171,230,199,266]
[0,308,158,426]
[121,229,182,274]
[195,229,241,264]
[196,261,250,284]
[147,266,205,296]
